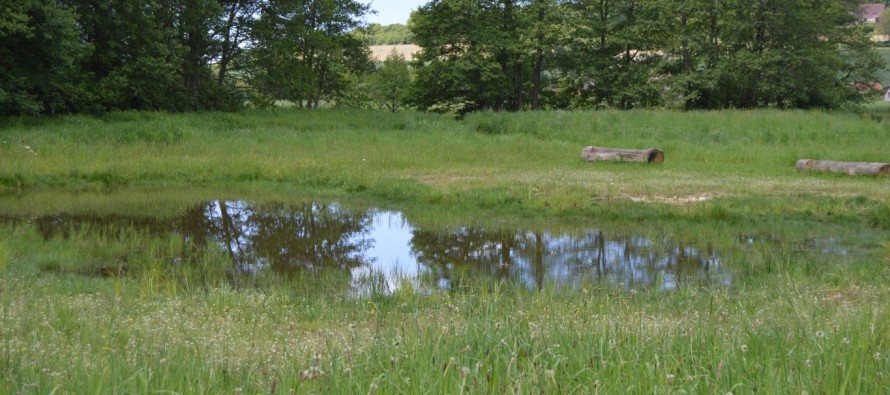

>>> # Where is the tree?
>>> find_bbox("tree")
[65,0,240,112]
[553,0,668,109]
[213,0,262,86]
[711,0,881,108]
[369,50,412,112]
[409,0,540,112]
[247,0,372,108]
[0,0,89,115]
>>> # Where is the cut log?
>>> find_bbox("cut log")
[581,146,664,164]
[795,159,890,176]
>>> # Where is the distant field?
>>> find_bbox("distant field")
[370,44,421,61]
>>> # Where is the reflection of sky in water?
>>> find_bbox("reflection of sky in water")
[350,211,418,291]
[16,200,736,293]
[345,211,731,292]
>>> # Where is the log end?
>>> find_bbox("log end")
[647,149,664,165]
[795,159,815,172]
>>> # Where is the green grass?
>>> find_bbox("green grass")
[1,108,888,211]
[1,108,889,393]
[1,222,888,393]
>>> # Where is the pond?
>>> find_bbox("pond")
[0,199,743,293]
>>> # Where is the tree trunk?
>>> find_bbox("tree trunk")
[795,159,890,176]
[581,146,664,164]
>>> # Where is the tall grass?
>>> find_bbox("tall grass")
[1,108,889,393]
[1,234,888,393]
[1,109,887,209]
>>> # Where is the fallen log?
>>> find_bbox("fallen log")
[581,146,664,164]
[795,159,890,176]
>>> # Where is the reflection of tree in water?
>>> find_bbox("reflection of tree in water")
[23,201,373,277]
[410,228,522,287]
[411,228,722,290]
[16,204,725,290]
[179,201,372,274]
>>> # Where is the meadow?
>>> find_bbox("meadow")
[1,108,889,393]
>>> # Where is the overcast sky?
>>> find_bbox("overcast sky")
[363,0,428,25]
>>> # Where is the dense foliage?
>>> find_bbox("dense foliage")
[0,0,371,115]
[246,0,372,108]
[0,0,886,115]
[409,0,885,113]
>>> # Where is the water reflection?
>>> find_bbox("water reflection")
[185,201,372,274]
[8,200,731,291]
[410,228,722,290]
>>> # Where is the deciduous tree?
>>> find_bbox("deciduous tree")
[0,0,88,115]
[247,0,372,108]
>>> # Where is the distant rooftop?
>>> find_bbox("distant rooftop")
[858,3,885,22]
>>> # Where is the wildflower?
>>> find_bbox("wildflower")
[805,359,812,367]
[461,367,470,378]
[874,352,882,360]
[460,345,471,354]
[740,344,749,352]
[842,338,850,345]
[666,374,675,383]
[815,331,825,338]
[495,322,502,330]
[545,369,555,379]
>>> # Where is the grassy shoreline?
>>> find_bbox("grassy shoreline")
[1,108,889,393]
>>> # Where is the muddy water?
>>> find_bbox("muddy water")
[3,200,733,291]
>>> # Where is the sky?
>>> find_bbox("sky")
[363,0,428,25]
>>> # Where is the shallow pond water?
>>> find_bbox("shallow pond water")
[1,199,740,292]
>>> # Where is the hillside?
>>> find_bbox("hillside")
[360,23,412,45]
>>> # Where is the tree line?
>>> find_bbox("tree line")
[409,0,885,113]
[0,0,373,115]
[362,23,413,45]
[0,0,884,116]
